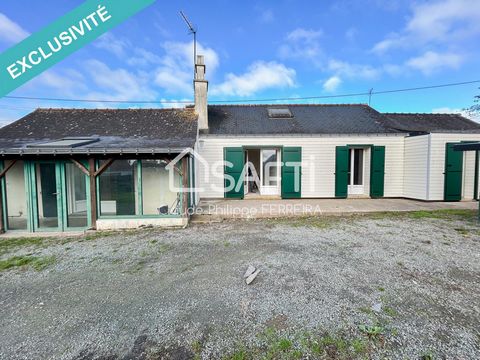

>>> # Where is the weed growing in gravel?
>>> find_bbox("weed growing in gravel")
[359,324,384,338]
[421,350,435,360]
[0,255,56,271]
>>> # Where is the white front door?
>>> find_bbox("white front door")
[260,149,280,196]
[348,148,365,195]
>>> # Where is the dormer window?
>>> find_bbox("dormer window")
[267,108,293,119]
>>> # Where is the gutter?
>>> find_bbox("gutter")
[0,147,191,156]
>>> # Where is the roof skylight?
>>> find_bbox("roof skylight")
[267,108,293,119]
[27,137,99,148]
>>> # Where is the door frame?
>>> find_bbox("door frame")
[27,160,90,232]
[259,148,281,196]
[347,148,365,195]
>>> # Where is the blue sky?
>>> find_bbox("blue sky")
[0,0,479,125]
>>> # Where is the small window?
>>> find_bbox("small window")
[27,138,99,148]
[267,108,293,118]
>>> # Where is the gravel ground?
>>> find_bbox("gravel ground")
[0,212,479,359]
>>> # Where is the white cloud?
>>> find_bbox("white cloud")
[372,0,480,53]
[159,98,191,109]
[127,48,162,67]
[278,28,323,61]
[84,60,157,101]
[406,51,463,75]
[323,76,342,92]
[94,33,129,57]
[328,59,380,80]
[212,61,296,97]
[0,13,29,43]
[154,41,219,95]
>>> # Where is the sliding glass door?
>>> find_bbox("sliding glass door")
[30,161,89,232]
[34,162,60,229]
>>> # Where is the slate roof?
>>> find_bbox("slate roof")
[382,113,480,134]
[0,108,198,154]
[207,104,398,135]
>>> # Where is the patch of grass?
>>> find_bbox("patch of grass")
[84,231,115,241]
[191,340,203,355]
[0,236,47,256]
[358,306,373,315]
[228,328,375,360]
[277,338,292,351]
[158,243,172,253]
[383,306,398,318]
[0,255,56,271]
[367,209,477,221]
[224,349,249,360]
[378,286,385,292]
[351,338,368,354]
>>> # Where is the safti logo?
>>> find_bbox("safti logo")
[0,0,156,97]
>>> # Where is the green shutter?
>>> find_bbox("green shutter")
[370,146,385,198]
[281,147,302,198]
[444,142,463,201]
[335,146,349,198]
[224,147,244,199]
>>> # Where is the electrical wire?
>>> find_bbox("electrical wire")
[2,79,479,105]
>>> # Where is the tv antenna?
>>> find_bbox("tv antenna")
[180,11,197,74]
[368,88,374,106]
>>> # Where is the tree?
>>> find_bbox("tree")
[467,89,480,117]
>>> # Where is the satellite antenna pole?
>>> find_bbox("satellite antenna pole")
[180,11,197,75]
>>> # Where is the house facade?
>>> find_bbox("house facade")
[0,54,479,233]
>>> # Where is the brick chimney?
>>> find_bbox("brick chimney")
[194,55,208,131]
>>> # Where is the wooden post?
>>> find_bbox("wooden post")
[88,158,97,230]
[0,186,4,234]
[0,159,17,234]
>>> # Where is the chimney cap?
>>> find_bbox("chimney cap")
[196,55,205,65]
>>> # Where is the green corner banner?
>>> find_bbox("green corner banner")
[0,0,156,98]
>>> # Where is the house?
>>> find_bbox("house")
[0,108,197,232]
[0,54,479,234]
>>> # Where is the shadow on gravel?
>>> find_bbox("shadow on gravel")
[72,335,195,360]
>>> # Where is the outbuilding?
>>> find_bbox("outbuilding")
[0,108,197,233]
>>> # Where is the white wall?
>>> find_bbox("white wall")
[5,160,27,218]
[142,165,180,214]
[196,134,405,199]
[428,133,480,200]
[403,135,429,200]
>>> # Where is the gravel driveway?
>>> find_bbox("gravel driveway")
[1,211,479,359]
